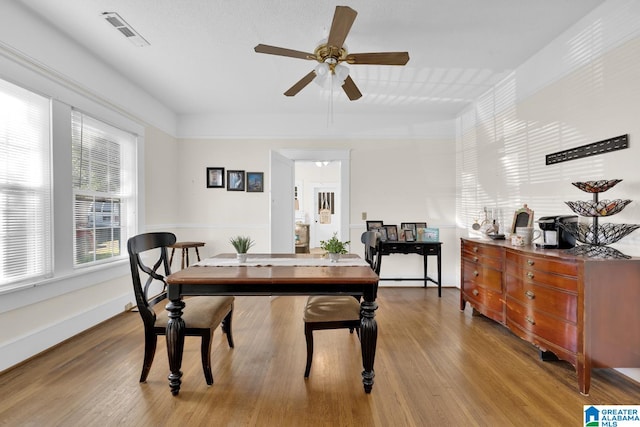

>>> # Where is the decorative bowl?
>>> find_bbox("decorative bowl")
[560,222,640,245]
[564,199,631,217]
[571,179,622,193]
[566,244,630,259]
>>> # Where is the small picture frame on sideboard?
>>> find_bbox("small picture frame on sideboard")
[366,220,383,231]
[404,229,415,242]
[384,225,398,241]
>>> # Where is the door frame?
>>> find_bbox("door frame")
[270,148,350,246]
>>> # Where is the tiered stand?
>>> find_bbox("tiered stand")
[563,179,639,258]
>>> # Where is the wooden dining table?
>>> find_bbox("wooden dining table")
[165,253,380,396]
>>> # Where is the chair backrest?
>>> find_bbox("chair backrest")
[361,231,382,275]
[127,232,177,328]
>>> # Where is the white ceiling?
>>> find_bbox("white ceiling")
[18,0,604,136]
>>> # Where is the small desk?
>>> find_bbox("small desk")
[378,241,442,297]
[165,253,379,396]
[168,241,205,270]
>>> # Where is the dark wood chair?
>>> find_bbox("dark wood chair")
[127,232,234,385]
[303,231,381,378]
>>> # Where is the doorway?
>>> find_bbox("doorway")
[269,149,350,253]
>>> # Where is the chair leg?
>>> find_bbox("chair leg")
[201,331,214,385]
[222,307,234,348]
[304,323,314,378]
[140,331,157,383]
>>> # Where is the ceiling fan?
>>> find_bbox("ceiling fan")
[254,6,410,101]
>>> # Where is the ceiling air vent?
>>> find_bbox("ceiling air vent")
[102,12,150,47]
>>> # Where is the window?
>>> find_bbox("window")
[0,79,52,287]
[72,110,136,266]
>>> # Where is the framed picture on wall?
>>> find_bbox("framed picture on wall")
[206,167,224,188]
[246,172,264,192]
[227,170,245,191]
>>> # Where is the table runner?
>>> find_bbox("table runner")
[193,256,370,267]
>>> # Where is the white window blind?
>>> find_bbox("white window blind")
[0,79,52,288]
[72,110,136,266]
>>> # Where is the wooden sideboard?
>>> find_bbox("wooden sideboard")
[460,237,640,395]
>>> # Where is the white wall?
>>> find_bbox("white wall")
[456,0,640,259]
[166,138,458,286]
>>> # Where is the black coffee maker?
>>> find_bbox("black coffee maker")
[535,215,578,249]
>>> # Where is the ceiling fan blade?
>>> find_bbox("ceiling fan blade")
[327,6,357,49]
[341,75,362,101]
[254,44,315,60]
[345,52,410,65]
[284,70,317,96]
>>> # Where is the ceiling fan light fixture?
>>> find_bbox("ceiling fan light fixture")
[314,62,329,87]
[334,64,349,86]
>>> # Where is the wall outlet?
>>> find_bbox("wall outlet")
[124,302,134,311]
[362,212,367,220]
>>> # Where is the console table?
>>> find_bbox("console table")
[460,237,640,395]
[379,241,442,297]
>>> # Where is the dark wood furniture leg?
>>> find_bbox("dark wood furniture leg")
[437,246,442,297]
[165,296,185,396]
[359,292,378,393]
[423,251,428,288]
[169,248,176,269]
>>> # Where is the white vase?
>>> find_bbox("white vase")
[328,253,340,263]
[237,253,248,263]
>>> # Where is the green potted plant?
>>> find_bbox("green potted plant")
[320,232,350,262]
[229,235,255,262]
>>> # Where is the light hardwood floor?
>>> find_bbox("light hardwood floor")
[0,287,638,426]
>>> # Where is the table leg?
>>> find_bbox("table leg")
[423,252,428,288]
[166,297,186,396]
[437,249,442,297]
[360,295,378,393]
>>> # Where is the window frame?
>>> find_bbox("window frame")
[0,61,143,309]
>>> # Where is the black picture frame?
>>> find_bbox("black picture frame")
[404,229,415,242]
[384,225,398,241]
[206,167,224,188]
[246,172,264,192]
[227,170,245,191]
[366,220,383,231]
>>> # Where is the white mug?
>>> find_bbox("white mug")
[515,227,541,246]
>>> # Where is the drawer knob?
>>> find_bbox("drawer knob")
[527,259,534,266]
[472,289,479,296]
[525,316,535,325]
[473,270,479,277]
[473,247,479,253]
[526,272,534,279]
[473,256,479,263]
[525,290,535,299]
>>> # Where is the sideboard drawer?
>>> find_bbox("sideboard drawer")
[506,250,578,277]
[462,279,504,322]
[506,261,578,292]
[463,260,502,292]
[507,298,578,353]
[505,274,578,323]
[462,241,502,259]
